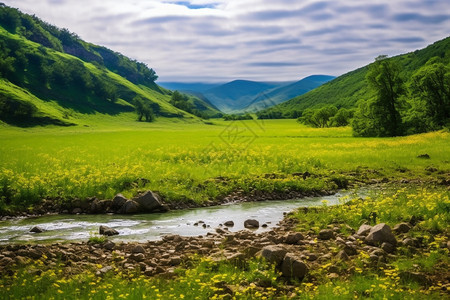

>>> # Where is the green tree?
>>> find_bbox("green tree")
[410,57,449,128]
[353,55,405,136]
[352,100,380,137]
[329,108,354,127]
[298,105,338,128]
[170,91,196,114]
[133,96,154,122]
[0,40,15,77]
[0,5,21,33]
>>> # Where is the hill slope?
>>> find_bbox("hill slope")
[0,4,219,126]
[203,80,288,112]
[258,37,450,118]
[243,75,335,112]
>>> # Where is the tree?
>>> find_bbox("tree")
[133,96,154,122]
[410,57,449,128]
[351,100,380,137]
[0,6,21,33]
[353,55,405,136]
[298,105,338,128]
[170,91,195,114]
[329,108,354,127]
[0,40,15,77]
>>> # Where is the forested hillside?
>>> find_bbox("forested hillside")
[258,37,450,119]
[0,4,219,126]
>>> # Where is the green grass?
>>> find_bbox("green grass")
[0,120,448,299]
[1,119,449,212]
[288,186,449,300]
[292,185,450,233]
[1,255,281,300]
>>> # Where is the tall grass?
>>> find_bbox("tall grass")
[0,119,448,211]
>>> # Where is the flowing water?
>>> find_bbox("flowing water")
[0,191,358,244]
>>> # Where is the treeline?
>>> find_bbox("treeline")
[257,110,301,120]
[352,55,449,136]
[169,91,213,119]
[297,106,353,128]
[265,55,449,137]
[0,34,118,103]
[223,113,253,121]
[0,4,157,86]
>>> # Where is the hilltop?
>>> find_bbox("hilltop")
[0,4,219,127]
[258,37,450,118]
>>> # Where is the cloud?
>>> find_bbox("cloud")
[168,1,218,9]
[2,0,450,82]
[247,62,311,67]
[393,13,449,24]
[386,37,426,44]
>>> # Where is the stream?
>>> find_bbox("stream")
[0,191,358,244]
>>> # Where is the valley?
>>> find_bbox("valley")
[0,3,449,300]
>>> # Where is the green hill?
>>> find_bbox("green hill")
[0,4,219,126]
[258,37,450,118]
[203,80,288,112]
[243,75,335,113]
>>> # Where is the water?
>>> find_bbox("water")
[0,191,356,244]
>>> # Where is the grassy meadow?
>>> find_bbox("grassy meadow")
[1,117,449,299]
[0,117,449,213]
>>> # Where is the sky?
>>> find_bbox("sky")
[3,0,450,82]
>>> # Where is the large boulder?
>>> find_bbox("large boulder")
[244,219,260,229]
[89,198,103,213]
[119,200,140,214]
[281,253,308,280]
[133,191,167,212]
[393,222,411,233]
[99,225,119,236]
[103,240,116,250]
[261,245,287,266]
[132,245,146,254]
[356,224,372,236]
[224,221,234,227]
[30,226,45,233]
[284,232,304,244]
[112,193,128,210]
[318,229,334,240]
[365,223,397,246]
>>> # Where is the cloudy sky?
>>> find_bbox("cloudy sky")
[3,0,450,82]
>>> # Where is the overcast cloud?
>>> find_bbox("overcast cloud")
[3,0,450,82]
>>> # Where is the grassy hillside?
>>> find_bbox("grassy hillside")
[259,37,450,118]
[0,4,219,126]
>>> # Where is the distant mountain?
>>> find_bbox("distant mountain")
[164,77,333,113]
[202,80,292,112]
[243,75,335,112]
[0,4,219,127]
[258,37,450,119]
[158,82,222,93]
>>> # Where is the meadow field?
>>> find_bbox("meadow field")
[0,116,449,213]
[1,117,449,299]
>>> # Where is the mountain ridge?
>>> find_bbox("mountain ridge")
[161,77,333,114]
